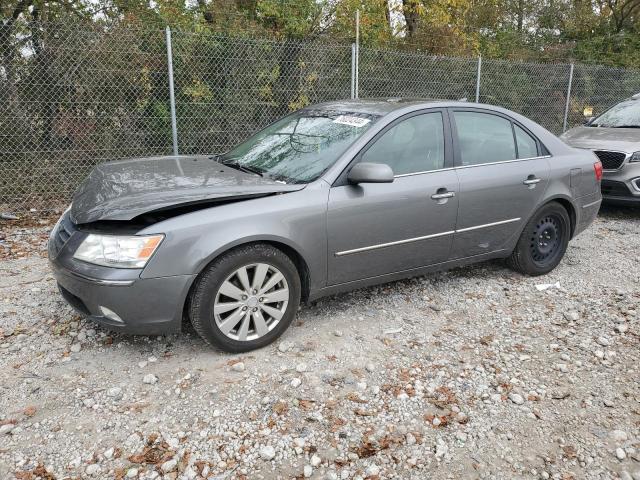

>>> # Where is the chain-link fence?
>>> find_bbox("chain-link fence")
[2,22,640,213]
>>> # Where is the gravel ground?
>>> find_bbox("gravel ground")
[1,206,639,480]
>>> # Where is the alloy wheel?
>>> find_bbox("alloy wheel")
[213,263,289,341]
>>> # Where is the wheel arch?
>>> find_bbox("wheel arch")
[192,236,312,302]
[541,195,577,238]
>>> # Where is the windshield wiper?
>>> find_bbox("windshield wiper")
[219,159,264,177]
[611,125,640,128]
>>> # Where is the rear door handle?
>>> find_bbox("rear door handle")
[431,191,456,200]
[523,176,541,188]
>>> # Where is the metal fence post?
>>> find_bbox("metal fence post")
[562,63,574,132]
[165,26,179,156]
[475,55,482,103]
[351,44,356,99]
[355,10,360,99]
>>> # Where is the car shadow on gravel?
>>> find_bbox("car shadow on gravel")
[597,203,640,220]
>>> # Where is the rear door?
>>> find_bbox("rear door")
[449,109,551,259]
[327,110,459,285]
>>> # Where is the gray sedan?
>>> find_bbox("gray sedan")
[49,99,602,352]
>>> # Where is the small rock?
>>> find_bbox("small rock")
[161,459,178,472]
[107,387,122,399]
[85,464,101,476]
[596,336,610,347]
[304,465,313,477]
[143,373,158,384]
[291,378,302,388]
[260,445,276,461]
[296,363,308,373]
[615,324,628,334]
[278,341,292,353]
[563,310,580,321]
[616,447,627,460]
[70,343,81,353]
[610,430,628,442]
[126,468,139,478]
[365,362,375,372]
[232,362,245,372]
[0,424,15,435]
[366,464,380,476]
[311,454,322,467]
[334,330,343,337]
[509,393,524,405]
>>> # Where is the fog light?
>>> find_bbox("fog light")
[99,306,124,323]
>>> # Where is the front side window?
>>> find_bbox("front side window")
[361,112,445,175]
[590,99,640,128]
[454,111,516,166]
[219,109,378,184]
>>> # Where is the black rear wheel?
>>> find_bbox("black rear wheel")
[507,202,570,276]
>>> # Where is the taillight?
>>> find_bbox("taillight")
[593,161,603,182]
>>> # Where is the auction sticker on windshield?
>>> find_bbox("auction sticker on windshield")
[333,115,371,128]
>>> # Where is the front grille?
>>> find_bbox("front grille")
[593,150,626,170]
[50,212,77,257]
[601,180,631,197]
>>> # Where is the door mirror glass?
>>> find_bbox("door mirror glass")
[347,162,394,184]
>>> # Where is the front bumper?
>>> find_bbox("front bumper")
[601,162,640,205]
[51,260,195,334]
[601,179,640,205]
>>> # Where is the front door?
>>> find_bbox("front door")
[327,111,459,285]
[449,109,551,259]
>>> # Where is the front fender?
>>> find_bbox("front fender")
[139,183,329,293]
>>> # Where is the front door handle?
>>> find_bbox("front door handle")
[431,188,455,204]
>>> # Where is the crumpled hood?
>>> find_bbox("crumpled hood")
[561,126,640,153]
[70,155,305,224]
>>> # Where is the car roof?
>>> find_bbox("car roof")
[305,98,517,117]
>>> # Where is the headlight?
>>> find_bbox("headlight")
[73,234,164,268]
[630,151,640,162]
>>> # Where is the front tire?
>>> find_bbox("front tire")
[506,202,571,276]
[189,244,301,353]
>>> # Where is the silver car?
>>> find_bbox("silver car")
[561,93,640,205]
[49,99,602,352]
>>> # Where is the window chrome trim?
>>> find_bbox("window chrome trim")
[454,155,551,170]
[455,217,521,233]
[335,217,522,256]
[394,167,455,178]
[391,154,551,178]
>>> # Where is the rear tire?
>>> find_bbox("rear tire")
[189,244,301,353]
[506,202,570,276]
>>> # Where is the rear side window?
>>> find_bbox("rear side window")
[514,125,539,158]
[453,111,516,166]
[361,112,445,175]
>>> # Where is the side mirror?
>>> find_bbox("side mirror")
[583,116,595,126]
[347,162,394,184]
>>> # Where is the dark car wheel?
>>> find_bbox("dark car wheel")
[506,202,571,276]
[189,244,301,353]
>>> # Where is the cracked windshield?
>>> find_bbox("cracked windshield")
[219,110,379,183]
